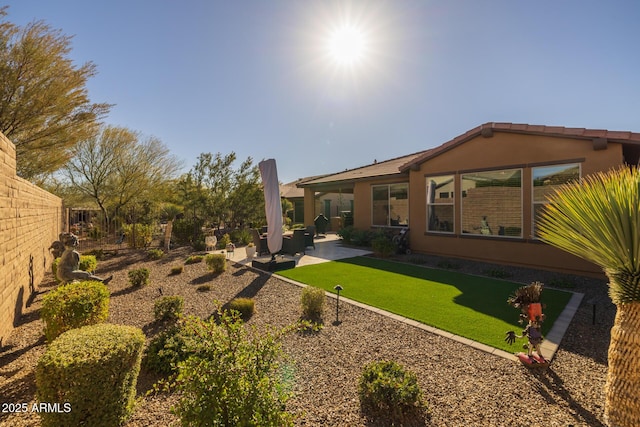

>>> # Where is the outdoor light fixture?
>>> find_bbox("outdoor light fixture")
[333,285,343,325]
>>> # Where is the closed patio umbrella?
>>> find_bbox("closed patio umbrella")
[258,159,283,257]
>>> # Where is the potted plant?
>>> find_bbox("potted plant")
[245,242,256,259]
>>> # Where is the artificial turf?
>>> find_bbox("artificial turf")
[277,256,573,353]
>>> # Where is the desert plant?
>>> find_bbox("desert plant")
[436,259,460,269]
[41,281,110,342]
[184,254,204,265]
[147,248,164,260]
[300,286,325,320]
[537,166,640,426]
[372,235,396,258]
[358,360,425,424]
[337,226,354,244]
[128,268,150,287]
[122,223,154,248]
[196,284,211,292]
[226,298,255,321]
[154,296,184,322]
[144,322,202,374]
[230,228,252,245]
[217,233,232,249]
[78,255,98,272]
[205,253,227,274]
[170,265,184,275]
[165,307,296,426]
[36,323,145,427]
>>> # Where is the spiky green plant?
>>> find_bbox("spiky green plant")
[537,166,640,427]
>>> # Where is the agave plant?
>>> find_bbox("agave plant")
[537,166,640,427]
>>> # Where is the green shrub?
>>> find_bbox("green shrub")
[167,308,296,426]
[205,253,227,274]
[227,298,255,321]
[337,226,354,244]
[41,281,110,342]
[154,296,184,322]
[144,322,199,374]
[84,249,104,260]
[484,268,512,279]
[217,233,231,249]
[78,255,98,272]
[147,248,164,260]
[300,286,325,320]
[170,265,184,275]
[128,268,150,287]
[358,360,425,424]
[36,323,145,427]
[192,239,206,252]
[185,255,204,265]
[122,223,154,248]
[436,259,460,270]
[172,217,205,246]
[372,235,396,258]
[196,284,211,292]
[351,229,375,247]
[230,228,252,245]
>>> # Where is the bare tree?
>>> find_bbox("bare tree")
[0,7,110,181]
[65,125,183,229]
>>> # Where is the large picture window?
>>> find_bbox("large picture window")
[532,163,580,236]
[372,183,408,227]
[426,175,454,233]
[461,168,522,237]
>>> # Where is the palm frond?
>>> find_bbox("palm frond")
[537,166,640,303]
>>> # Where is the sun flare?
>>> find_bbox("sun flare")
[326,25,368,67]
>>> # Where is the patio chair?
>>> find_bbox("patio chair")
[282,229,306,256]
[205,235,217,251]
[305,225,316,250]
[251,228,269,255]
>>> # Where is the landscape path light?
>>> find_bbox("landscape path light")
[333,284,343,325]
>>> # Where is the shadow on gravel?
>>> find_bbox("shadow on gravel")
[530,368,605,427]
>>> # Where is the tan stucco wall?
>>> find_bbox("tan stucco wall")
[407,132,623,277]
[0,132,63,345]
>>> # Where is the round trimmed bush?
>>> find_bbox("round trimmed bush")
[227,298,255,321]
[41,281,109,342]
[300,286,325,320]
[205,253,227,274]
[36,323,145,427]
[358,360,425,423]
[154,295,184,321]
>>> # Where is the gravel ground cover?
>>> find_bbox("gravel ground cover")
[0,246,614,426]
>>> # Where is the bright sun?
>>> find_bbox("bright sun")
[326,25,368,67]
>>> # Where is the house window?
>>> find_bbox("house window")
[461,168,522,237]
[372,183,409,227]
[532,163,580,237]
[427,175,454,233]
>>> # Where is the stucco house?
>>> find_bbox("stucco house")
[298,122,640,277]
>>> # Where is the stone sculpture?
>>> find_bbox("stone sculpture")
[51,232,112,284]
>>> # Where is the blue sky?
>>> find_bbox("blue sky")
[4,1,639,183]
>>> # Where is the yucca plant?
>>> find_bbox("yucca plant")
[537,166,640,427]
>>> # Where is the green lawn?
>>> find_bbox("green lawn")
[277,257,573,353]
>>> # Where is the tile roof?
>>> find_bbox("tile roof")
[297,122,640,188]
[400,122,640,171]
[298,150,431,187]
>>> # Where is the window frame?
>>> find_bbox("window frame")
[531,163,581,238]
[426,175,455,234]
[460,167,523,239]
[371,183,409,227]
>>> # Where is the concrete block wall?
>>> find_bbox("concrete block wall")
[0,132,63,346]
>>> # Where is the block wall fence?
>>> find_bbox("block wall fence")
[0,132,63,346]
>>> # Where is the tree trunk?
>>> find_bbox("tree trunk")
[605,301,640,427]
